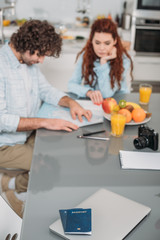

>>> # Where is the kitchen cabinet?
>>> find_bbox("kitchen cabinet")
[1,26,159,92]
[121,29,160,82]
[39,28,133,92]
[40,42,160,93]
[39,51,77,92]
[39,37,87,92]
[133,56,160,81]
[3,26,18,41]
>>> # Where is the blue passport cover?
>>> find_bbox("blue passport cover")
[59,208,92,235]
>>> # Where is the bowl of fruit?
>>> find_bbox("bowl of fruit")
[102,98,152,125]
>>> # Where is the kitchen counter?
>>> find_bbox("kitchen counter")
[2,25,19,41]
[1,25,160,91]
[1,25,131,53]
[61,27,131,54]
[62,38,86,54]
[39,26,135,92]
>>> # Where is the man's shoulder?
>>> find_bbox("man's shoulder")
[0,50,7,68]
[28,64,39,73]
[0,43,9,53]
[0,44,10,61]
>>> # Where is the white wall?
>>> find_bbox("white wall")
[0,0,124,24]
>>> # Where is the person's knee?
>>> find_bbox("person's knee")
[15,172,29,193]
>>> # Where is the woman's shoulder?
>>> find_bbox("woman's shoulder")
[122,53,131,67]
[122,52,130,60]
[76,52,84,64]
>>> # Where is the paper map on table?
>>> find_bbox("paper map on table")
[37,100,104,127]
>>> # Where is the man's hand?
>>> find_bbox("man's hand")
[17,96,92,132]
[86,90,103,105]
[100,47,117,65]
[17,118,79,132]
[69,100,92,122]
[58,96,92,122]
[42,119,79,132]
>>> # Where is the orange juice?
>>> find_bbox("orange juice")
[139,84,152,104]
[111,113,126,137]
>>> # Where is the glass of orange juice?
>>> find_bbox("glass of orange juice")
[139,84,152,105]
[111,113,126,137]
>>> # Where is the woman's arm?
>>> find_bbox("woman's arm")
[93,63,118,98]
[118,55,132,94]
[94,54,131,98]
[68,55,94,98]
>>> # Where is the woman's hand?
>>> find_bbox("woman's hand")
[86,90,103,105]
[100,47,117,65]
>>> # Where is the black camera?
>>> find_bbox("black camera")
[133,125,159,151]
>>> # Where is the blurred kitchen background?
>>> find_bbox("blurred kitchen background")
[0,0,123,24]
[0,0,160,92]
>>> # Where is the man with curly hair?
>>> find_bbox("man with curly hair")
[0,20,92,217]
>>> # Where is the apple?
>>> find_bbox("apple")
[102,98,117,114]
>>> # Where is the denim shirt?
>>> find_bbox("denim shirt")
[68,53,131,98]
[0,43,66,146]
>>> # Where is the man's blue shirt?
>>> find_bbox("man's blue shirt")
[0,43,65,146]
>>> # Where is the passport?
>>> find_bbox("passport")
[59,208,92,235]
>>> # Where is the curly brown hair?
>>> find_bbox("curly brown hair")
[10,19,62,57]
[77,18,133,89]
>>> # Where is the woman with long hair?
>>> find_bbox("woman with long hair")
[68,18,133,104]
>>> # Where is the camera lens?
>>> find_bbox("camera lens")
[133,136,149,149]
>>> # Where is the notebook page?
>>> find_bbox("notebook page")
[119,150,160,170]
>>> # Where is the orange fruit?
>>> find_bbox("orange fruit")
[132,108,146,122]
[3,20,10,26]
[118,109,132,123]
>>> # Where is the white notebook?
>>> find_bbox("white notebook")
[119,150,160,170]
[49,188,151,240]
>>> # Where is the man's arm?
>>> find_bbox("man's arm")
[37,67,92,123]
[17,117,79,132]
[58,96,92,122]
[17,95,92,132]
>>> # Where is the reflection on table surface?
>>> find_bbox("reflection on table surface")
[20,93,160,240]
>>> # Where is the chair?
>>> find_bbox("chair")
[0,167,26,177]
[0,195,22,240]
